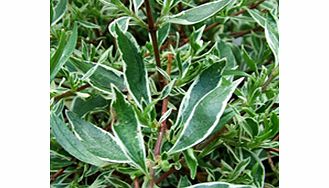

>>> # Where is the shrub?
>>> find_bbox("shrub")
[50,0,279,187]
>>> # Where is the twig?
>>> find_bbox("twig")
[144,0,165,89]
[204,0,265,32]
[155,167,176,185]
[262,66,279,92]
[154,54,173,157]
[134,177,140,188]
[196,127,227,150]
[50,168,66,183]
[53,83,91,101]
[230,27,263,38]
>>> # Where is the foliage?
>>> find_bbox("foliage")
[50,0,279,187]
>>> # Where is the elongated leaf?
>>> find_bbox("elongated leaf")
[50,23,78,81]
[217,40,236,70]
[108,17,131,38]
[169,78,243,154]
[157,23,171,47]
[174,61,225,130]
[78,20,101,29]
[70,60,125,92]
[184,182,255,188]
[265,16,279,64]
[50,113,106,167]
[178,175,192,187]
[115,25,151,109]
[183,149,198,179]
[247,9,266,28]
[167,0,231,25]
[111,86,147,173]
[51,0,67,26]
[72,95,108,117]
[133,0,144,12]
[66,111,129,163]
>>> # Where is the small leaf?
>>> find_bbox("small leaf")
[111,86,147,173]
[51,0,67,26]
[178,175,192,187]
[50,113,106,167]
[242,46,257,72]
[78,20,101,29]
[247,9,266,28]
[50,22,78,81]
[133,0,144,12]
[157,23,171,47]
[72,95,108,117]
[184,182,255,188]
[228,157,251,180]
[183,149,198,179]
[70,60,125,92]
[108,17,131,38]
[216,40,236,70]
[169,78,243,154]
[167,0,231,25]
[265,16,279,64]
[161,0,174,16]
[115,25,151,109]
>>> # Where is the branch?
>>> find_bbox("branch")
[154,54,173,157]
[53,83,91,101]
[144,0,165,89]
[50,168,66,183]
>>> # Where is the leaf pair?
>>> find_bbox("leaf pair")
[51,87,148,173]
[169,60,243,154]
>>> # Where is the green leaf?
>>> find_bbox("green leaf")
[216,40,236,70]
[70,60,125,92]
[167,0,231,25]
[51,0,67,26]
[265,15,279,64]
[78,20,101,29]
[161,0,174,16]
[115,25,151,109]
[111,86,147,173]
[184,182,255,188]
[157,23,171,47]
[242,46,257,72]
[247,9,266,28]
[183,149,198,179]
[108,17,131,38]
[228,157,251,181]
[50,22,78,81]
[66,111,129,163]
[132,0,144,12]
[174,61,225,130]
[169,78,243,154]
[72,95,108,117]
[178,175,192,187]
[50,113,106,167]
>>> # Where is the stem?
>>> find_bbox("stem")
[134,177,140,188]
[50,168,66,182]
[144,0,166,89]
[53,83,91,101]
[155,167,176,184]
[154,54,173,157]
